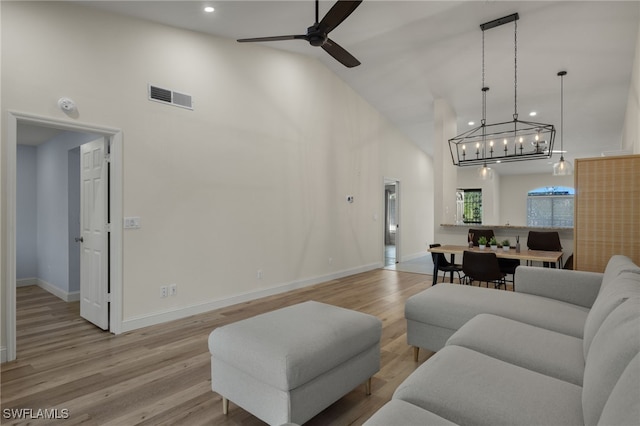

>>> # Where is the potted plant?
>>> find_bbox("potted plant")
[478,236,487,249]
[501,239,511,251]
[489,236,498,250]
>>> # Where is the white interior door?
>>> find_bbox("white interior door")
[80,138,109,329]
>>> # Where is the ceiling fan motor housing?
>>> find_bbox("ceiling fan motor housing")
[307,24,328,46]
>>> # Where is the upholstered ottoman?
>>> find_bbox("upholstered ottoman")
[208,300,382,425]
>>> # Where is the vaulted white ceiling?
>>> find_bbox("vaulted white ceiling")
[70,1,640,174]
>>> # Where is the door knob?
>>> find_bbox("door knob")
[75,236,84,243]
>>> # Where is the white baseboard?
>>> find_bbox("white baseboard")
[36,279,80,302]
[16,278,38,287]
[121,262,382,333]
[402,251,430,262]
[0,346,7,363]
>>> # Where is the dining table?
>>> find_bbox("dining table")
[427,244,564,286]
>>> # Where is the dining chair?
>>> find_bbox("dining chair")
[527,231,563,267]
[429,244,464,284]
[469,228,520,284]
[462,250,507,290]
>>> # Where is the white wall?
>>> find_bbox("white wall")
[499,173,574,227]
[31,132,96,294]
[456,168,501,225]
[16,145,37,281]
[382,125,435,260]
[35,132,95,294]
[68,147,81,294]
[1,1,433,344]
[623,13,640,154]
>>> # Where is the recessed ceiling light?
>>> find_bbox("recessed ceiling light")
[468,121,475,126]
[529,111,537,117]
[204,6,215,13]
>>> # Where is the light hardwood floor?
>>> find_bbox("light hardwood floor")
[2,270,445,425]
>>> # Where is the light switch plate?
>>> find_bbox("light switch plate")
[124,217,141,229]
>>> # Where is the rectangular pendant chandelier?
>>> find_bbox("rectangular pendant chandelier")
[449,119,555,167]
[449,13,556,167]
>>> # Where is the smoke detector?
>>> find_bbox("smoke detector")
[58,97,76,113]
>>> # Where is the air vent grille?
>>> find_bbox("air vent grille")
[148,84,193,110]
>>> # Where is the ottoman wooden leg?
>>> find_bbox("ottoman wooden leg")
[413,346,420,362]
[366,377,372,395]
[222,397,229,415]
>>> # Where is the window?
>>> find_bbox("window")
[527,186,574,227]
[457,189,482,224]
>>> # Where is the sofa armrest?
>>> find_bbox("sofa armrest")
[515,266,603,308]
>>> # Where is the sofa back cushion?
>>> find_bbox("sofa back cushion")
[600,255,640,292]
[582,298,640,426]
[597,352,640,426]
[583,271,640,358]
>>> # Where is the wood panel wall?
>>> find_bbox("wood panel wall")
[574,155,640,272]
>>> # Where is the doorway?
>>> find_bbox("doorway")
[384,179,399,266]
[4,112,123,362]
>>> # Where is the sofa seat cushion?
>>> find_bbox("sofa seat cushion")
[208,301,382,391]
[582,297,640,426]
[406,284,590,339]
[363,399,457,426]
[447,314,585,385]
[583,271,640,358]
[393,345,584,426]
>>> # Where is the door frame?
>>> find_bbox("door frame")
[4,111,123,362]
[383,177,400,264]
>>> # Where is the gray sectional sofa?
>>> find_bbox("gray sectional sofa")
[365,255,640,425]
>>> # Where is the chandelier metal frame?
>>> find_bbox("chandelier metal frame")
[449,13,555,168]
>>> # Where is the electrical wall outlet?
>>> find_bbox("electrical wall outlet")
[169,284,177,296]
[160,285,168,298]
[257,270,263,279]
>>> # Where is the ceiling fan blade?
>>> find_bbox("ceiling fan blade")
[322,38,360,68]
[320,0,363,34]
[237,35,307,43]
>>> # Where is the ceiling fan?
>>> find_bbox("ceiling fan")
[237,0,363,68]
